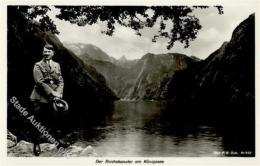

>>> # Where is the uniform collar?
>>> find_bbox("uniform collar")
[40,59,54,71]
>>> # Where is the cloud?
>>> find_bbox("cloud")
[49,5,255,60]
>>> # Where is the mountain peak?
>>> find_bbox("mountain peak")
[141,53,155,60]
[119,55,128,62]
[64,42,112,62]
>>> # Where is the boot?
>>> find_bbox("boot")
[33,144,41,156]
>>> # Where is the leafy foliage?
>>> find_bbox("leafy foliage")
[8,6,58,35]
[55,6,223,49]
[8,5,223,50]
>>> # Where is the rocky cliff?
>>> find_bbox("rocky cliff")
[126,53,197,100]
[161,13,255,151]
[64,42,197,100]
[163,13,254,118]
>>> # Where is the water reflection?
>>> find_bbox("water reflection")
[73,100,227,157]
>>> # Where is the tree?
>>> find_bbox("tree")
[8,6,58,48]
[8,6,58,36]
[8,6,223,50]
[55,6,223,49]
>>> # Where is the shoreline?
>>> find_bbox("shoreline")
[8,138,98,157]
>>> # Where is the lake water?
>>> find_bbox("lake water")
[72,100,228,157]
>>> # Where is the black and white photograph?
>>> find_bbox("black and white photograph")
[2,0,259,164]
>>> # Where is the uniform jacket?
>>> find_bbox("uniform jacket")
[30,59,64,103]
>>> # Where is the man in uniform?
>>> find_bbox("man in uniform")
[30,43,67,156]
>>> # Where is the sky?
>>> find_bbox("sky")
[48,5,255,60]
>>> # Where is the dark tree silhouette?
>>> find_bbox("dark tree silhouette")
[55,6,223,49]
[8,6,58,36]
[8,6,223,50]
